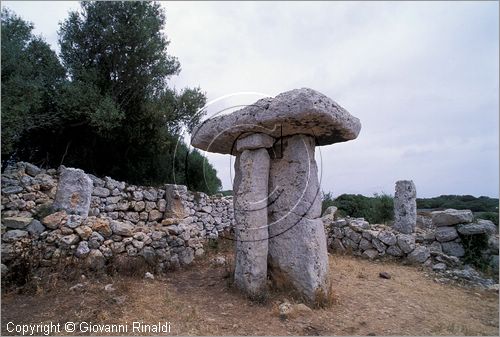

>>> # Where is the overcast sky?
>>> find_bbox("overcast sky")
[3,1,499,198]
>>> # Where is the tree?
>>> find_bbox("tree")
[328,192,394,224]
[1,8,66,163]
[2,3,221,194]
[369,193,394,224]
[55,1,209,186]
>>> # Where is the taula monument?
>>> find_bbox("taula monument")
[191,88,361,303]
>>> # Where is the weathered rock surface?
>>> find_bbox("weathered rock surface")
[457,221,497,236]
[191,88,361,154]
[378,231,397,246]
[431,209,473,227]
[236,133,275,152]
[407,245,430,264]
[322,206,338,218]
[268,135,329,302]
[42,211,67,229]
[393,180,417,234]
[233,147,270,297]
[164,184,188,219]
[110,220,134,236]
[3,217,32,229]
[53,167,93,217]
[397,233,415,253]
[322,206,338,222]
[26,219,46,236]
[1,161,235,274]
[441,241,465,257]
[435,226,459,242]
[2,230,29,242]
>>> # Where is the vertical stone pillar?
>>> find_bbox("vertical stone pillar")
[268,134,329,303]
[393,180,417,234]
[233,133,274,297]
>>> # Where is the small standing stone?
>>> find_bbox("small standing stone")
[53,167,93,217]
[393,180,417,234]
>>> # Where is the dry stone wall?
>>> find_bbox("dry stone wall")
[1,162,234,274]
[324,210,499,286]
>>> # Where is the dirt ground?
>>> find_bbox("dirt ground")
[1,252,498,336]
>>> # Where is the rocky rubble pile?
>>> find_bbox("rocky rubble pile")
[1,162,234,275]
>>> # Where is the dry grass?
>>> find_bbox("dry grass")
[1,252,498,336]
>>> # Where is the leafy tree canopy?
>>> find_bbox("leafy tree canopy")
[1,8,65,158]
[1,2,221,194]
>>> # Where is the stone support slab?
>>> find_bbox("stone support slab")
[267,134,329,303]
[233,143,270,297]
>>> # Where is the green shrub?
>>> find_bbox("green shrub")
[460,233,491,273]
[322,192,394,224]
[474,212,499,226]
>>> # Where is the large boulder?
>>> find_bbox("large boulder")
[53,167,93,217]
[431,209,473,227]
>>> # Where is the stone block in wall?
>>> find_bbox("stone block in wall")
[53,167,93,217]
[457,220,497,236]
[435,226,459,242]
[378,231,397,246]
[93,187,110,197]
[164,184,189,219]
[104,177,125,191]
[431,209,473,227]
[441,241,465,257]
[387,245,404,257]
[143,189,158,201]
[407,245,430,263]
[397,234,415,253]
